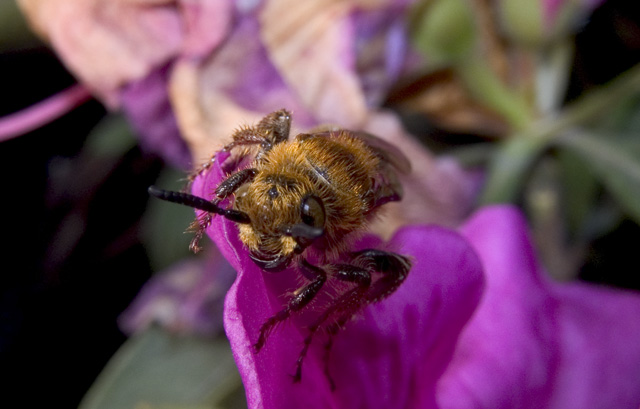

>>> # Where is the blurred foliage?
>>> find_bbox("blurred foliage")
[142,167,196,272]
[79,327,245,409]
[0,1,41,51]
[405,0,640,282]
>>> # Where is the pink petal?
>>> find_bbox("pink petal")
[546,283,640,408]
[328,226,484,409]
[437,205,640,409]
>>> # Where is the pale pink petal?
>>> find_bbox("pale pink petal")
[18,0,233,106]
[180,0,234,58]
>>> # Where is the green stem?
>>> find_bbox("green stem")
[480,63,640,204]
[457,59,533,129]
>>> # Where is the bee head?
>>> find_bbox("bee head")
[238,193,326,272]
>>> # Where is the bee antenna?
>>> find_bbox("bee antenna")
[148,186,251,224]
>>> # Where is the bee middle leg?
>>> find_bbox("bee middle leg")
[293,250,411,386]
[254,259,326,352]
[223,109,291,154]
[293,263,372,384]
[351,249,411,302]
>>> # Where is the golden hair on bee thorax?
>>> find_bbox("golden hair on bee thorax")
[148,109,412,389]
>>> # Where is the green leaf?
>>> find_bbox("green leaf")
[0,1,42,51]
[594,94,640,134]
[411,0,475,65]
[558,131,640,225]
[557,148,599,236]
[79,327,245,409]
[480,136,549,204]
[84,114,137,158]
[142,167,195,271]
[480,64,640,205]
[458,59,533,129]
[498,0,544,45]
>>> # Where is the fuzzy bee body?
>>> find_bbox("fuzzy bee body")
[235,131,382,265]
[149,110,412,389]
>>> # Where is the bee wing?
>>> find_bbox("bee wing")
[349,131,411,174]
[303,129,411,174]
[297,128,410,210]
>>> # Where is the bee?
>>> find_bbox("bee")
[149,109,412,388]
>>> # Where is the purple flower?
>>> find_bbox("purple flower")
[16,0,426,171]
[191,151,485,408]
[191,154,640,408]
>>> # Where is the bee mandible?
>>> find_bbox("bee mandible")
[149,109,412,388]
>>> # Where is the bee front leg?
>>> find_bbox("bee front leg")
[214,168,257,199]
[254,259,326,352]
[189,168,257,252]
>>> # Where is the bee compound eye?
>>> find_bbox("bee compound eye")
[300,195,325,228]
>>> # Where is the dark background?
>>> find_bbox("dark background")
[1,0,639,407]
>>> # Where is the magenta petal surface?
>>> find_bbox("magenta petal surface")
[437,205,640,409]
[546,283,640,408]
[191,153,485,409]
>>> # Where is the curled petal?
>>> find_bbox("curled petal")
[259,0,366,126]
[259,0,413,128]
[18,0,182,106]
[0,84,91,142]
[170,17,316,164]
